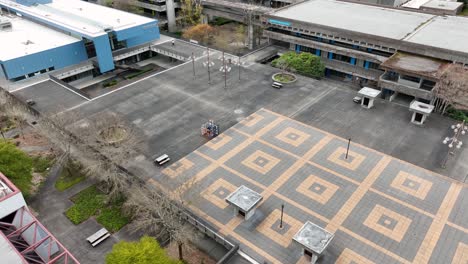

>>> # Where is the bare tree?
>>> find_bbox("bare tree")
[432,64,468,113]
[124,177,202,261]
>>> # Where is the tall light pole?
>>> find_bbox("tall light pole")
[203,47,214,84]
[441,120,467,168]
[232,56,246,81]
[191,52,195,77]
[219,51,231,89]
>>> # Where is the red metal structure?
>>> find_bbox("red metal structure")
[0,172,79,264]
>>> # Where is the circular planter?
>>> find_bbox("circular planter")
[272,72,297,84]
[99,126,128,145]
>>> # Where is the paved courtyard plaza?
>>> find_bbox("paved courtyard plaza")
[151,109,468,264]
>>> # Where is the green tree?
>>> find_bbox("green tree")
[106,236,181,264]
[0,140,33,196]
[272,51,325,79]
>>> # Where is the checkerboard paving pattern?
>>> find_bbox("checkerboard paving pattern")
[151,109,468,264]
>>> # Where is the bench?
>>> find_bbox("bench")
[86,228,110,247]
[154,154,170,166]
[272,82,283,89]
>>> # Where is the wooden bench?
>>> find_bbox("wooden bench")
[272,82,283,89]
[86,228,110,247]
[154,154,170,166]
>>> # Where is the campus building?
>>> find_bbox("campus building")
[0,172,79,264]
[263,0,468,104]
[0,0,160,81]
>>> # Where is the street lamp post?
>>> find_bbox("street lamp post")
[202,47,214,84]
[232,56,246,81]
[441,120,467,168]
[191,52,195,77]
[218,52,231,89]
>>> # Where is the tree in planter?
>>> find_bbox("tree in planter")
[106,236,181,264]
[0,140,33,196]
[432,63,468,114]
[182,24,216,44]
[71,111,143,200]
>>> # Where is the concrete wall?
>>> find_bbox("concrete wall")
[262,15,468,64]
[1,41,88,80]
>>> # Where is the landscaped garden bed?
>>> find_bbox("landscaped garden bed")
[65,185,129,232]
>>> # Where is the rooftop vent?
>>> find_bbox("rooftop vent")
[0,19,12,31]
[22,40,34,45]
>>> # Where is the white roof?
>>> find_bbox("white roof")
[270,0,433,39]
[421,0,463,10]
[0,15,81,62]
[270,0,468,55]
[0,235,25,264]
[0,0,155,38]
[404,16,468,54]
[402,0,431,9]
[358,87,381,98]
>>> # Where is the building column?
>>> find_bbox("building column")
[248,23,254,50]
[166,0,176,32]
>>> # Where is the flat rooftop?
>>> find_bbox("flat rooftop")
[269,0,433,40]
[421,0,463,10]
[155,109,468,263]
[0,0,155,37]
[0,14,81,61]
[380,52,449,79]
[404,16,468,55]
[268,0,468,54]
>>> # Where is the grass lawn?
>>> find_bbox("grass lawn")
[66,186,130,231]
[66,186,106,224]
[55,162,86,191]
[97,207,130,232]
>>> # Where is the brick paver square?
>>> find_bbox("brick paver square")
[260,119,326,156]
[448,187,468,230]
[310,138,383,182]
[372,160,451,214]
[428,224,468,264]
[225,141,297,187]
[197,129,249,160]
[277,163,358,219]
[343,192,433,261]
[233,109,280,135]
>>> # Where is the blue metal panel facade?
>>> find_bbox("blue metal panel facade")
[1,41,87,80]
[268,19,291,27]
[123,22,160,48]
[15,0,51,6]
[92,35,115,73]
